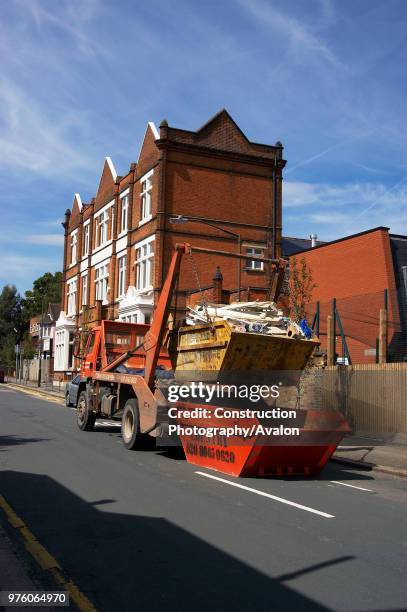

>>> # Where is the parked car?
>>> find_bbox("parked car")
[65,375,82,407]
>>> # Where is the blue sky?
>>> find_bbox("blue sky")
[1,0,407,293]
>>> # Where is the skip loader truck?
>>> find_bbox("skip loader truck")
[74,243,349,477]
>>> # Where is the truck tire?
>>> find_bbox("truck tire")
[77,391,96,431]
[121,399,143,450]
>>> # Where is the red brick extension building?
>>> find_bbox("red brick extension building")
[295,227,407,364]
[55,110,286,374]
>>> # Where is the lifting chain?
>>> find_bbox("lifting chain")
[187,250,214,328]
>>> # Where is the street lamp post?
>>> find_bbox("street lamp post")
[169,215,242,301]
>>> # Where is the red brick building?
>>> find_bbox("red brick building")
[293,227,407,363]
[55,110,286,374]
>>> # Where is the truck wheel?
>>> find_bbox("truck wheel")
[121,399,143,450]
[77,391,96,431]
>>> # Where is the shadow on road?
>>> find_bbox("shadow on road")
[0,470,340,612]
[0,435,50,451]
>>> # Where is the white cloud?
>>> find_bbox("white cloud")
[0,79,95,177]
[237,0,344,69]
[0,254,60,280]
[284,180,407,210]
[25,234,64,246]
[283,179,407,239]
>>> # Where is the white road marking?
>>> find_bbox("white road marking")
[195,471,335,518]
[331,480,373,492]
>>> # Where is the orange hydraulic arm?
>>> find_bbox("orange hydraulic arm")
[100,243,188,381]
[142,243,189,389]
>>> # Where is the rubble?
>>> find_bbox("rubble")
[186,301,309,339]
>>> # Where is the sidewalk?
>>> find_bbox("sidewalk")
[332,433,407,478]
[5,379,65,403]
[0,522,39,610]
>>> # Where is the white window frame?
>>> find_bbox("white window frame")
[245,246,265,271]
[99,209,109,246]
[119,189,130,235]
[135,236,154,291]
[82,221,90,258]
[70,230,78,266]
[67,277,77,315]
[139,170,153,225]
[94,201,114,251]
[118,255,127,297]
[81,272,88,307]
[95,263,109,303]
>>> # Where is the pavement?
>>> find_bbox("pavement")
[333,434,407,478]
[1,384,407,611]
[0,522,40,612]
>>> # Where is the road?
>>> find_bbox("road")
[1,385,406,612]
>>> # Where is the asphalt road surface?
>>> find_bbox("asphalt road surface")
[1,385,406,612]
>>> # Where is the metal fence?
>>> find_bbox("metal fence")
[306,288,407,364]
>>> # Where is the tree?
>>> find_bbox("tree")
[0,285,25,365]
[22,271,62,320]
[289,257,316,323]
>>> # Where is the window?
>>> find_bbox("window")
[67,278,77,315]
[95,264,109,302]
[118,255,127,297]
[120,193,129,233]
[70,230,78,265]
[246,246,264,271]
[136,238,154,290]
[98,209,109,246]
[81,273,88,306]
[82,223,90,257]
[140,172,153,223]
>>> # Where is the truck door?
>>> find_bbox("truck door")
[83,330,100,376]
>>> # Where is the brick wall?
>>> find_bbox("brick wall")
[295,228,400,363]
[61,110,285,328]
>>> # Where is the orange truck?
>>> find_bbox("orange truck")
[75,243,349,477]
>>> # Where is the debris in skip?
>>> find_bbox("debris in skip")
[186,301,310,339]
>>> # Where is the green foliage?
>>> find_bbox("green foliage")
[0,271,62,366]
[289,257,316,323]
[0,285,25,365]
[21,333,36,360]
[22,271,62,320]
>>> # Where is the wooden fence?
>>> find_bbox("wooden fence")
[320,363,407,434]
